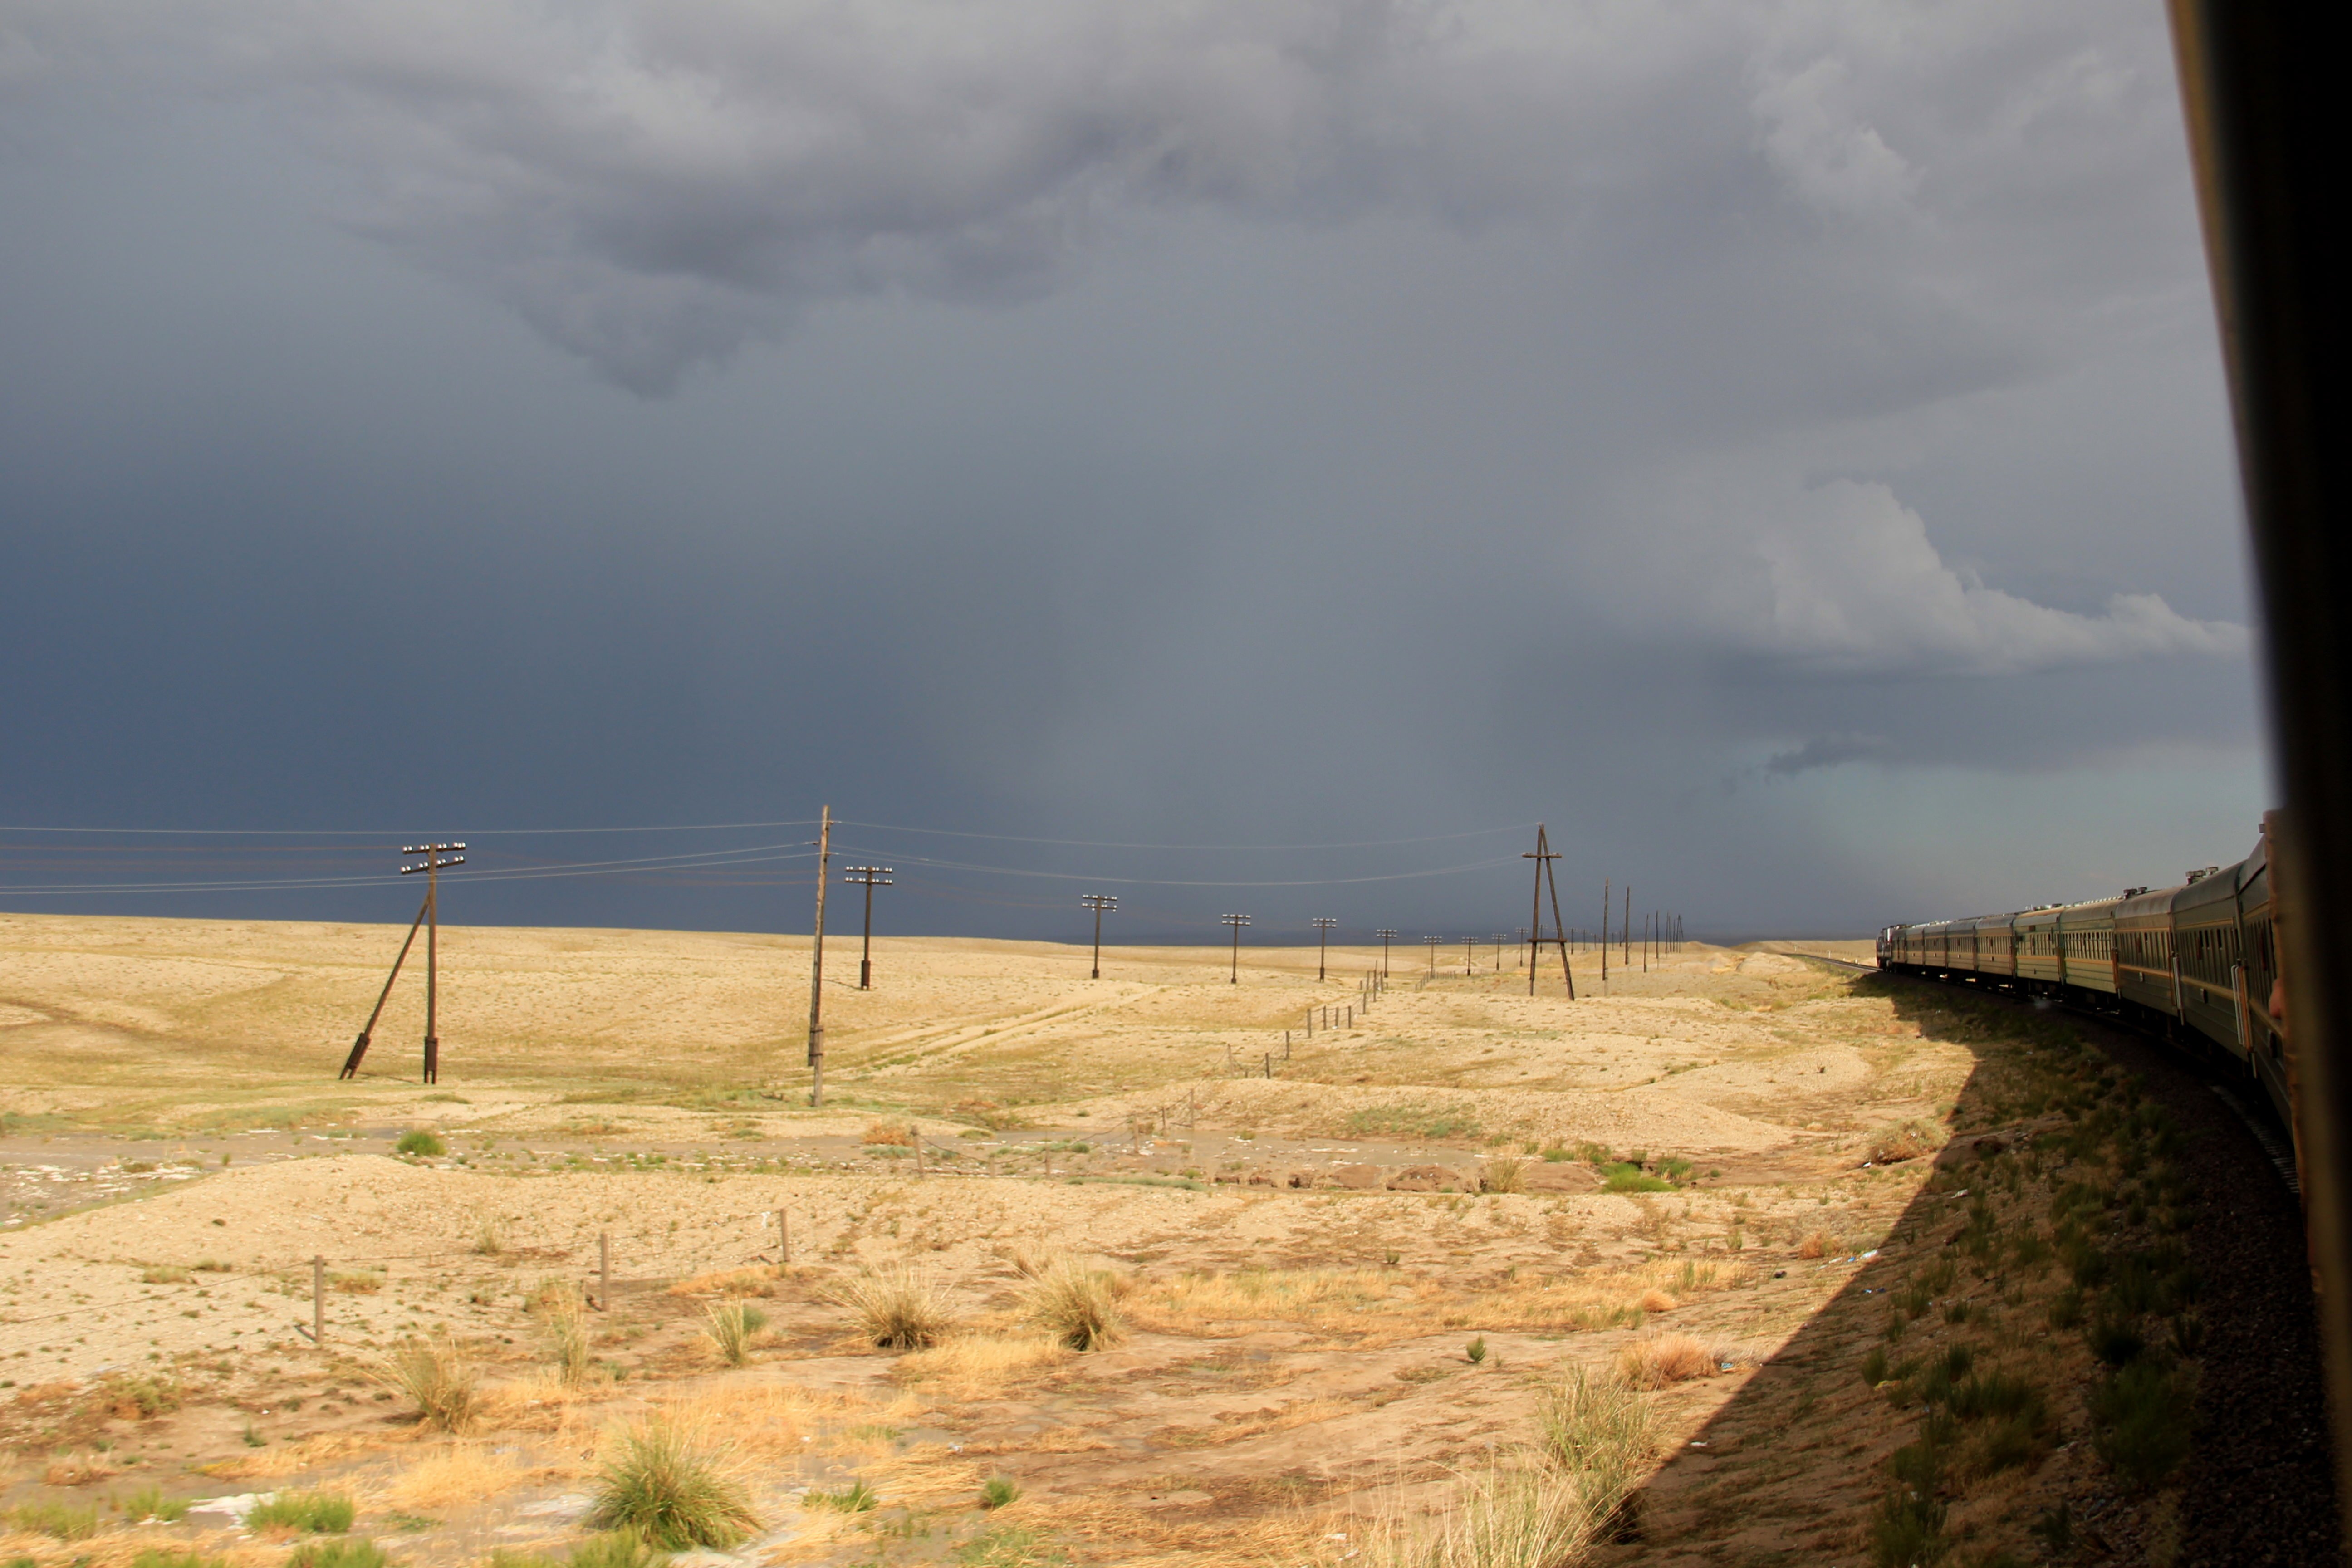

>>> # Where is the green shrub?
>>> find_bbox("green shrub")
[2092,1362,2192,1490]
[121,1485,193,1522]
[132,1553,230,1568]
[1861,1347,1889,1387]
[955,1524,1066,1565]
[567,1529,669,1568]
[1601,1163,1671,1193]
[979,1476,1020,1510]
[2085,1317,2146,1367]
[1465,1336,1488,1365]
[286,1540,388,1568]
[246,1491,355,1533]
[1868,1489,1945,1568]
[395,1130,446,1157]
[10,1502,99,1539]
[701,1301,767,1368]
[806,1481,878,1513]
[590,1422,759,1548]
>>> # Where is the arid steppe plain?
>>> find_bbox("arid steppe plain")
[0,916,2210,1564]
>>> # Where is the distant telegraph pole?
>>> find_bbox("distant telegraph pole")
[842,865,892,989]
[1522,826,1573,999]
[1424,934,1443,977]
[807,805,832,1107]
[1623,885,1633,969]
[1220,913,1251,983]
[1081,894,1118,980]
[1312,916,1338,981]
[1377,929,1399,976]
[339,841,465,1083]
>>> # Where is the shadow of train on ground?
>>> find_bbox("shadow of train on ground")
[1598,972,2338,1568]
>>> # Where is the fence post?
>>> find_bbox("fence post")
[598,1231,611,1311]
[1263,1051,1272,1079]
[312,1255,324,1345]
[778,1209,790,1265]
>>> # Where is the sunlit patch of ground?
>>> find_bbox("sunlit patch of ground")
[4,919,1984,1563]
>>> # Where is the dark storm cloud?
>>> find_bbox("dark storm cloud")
[1764,735,1889,777]
[0,0,2268,940]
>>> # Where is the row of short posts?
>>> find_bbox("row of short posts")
[297,1229,620,1347]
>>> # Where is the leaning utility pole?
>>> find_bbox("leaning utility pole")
[1522,824,1573,998]
[339,841,465,1082]
[1082,893,1118,979]
[807,806,832,1107]
[1220,913,1251,983]
[1312,916,1338,981]
[843,865,892,989]
[1377,929,1398,976]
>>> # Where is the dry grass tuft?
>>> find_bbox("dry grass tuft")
[892,1335,1069,1397]
[375,1443,526,1513]
[1348,1462,1601,1568]
[1796,1230,1833,1259]
[861,1119,916,1147]
[41,1452,119,1487]
[1535,1366,1655,1523]
[1336,1367,1656,1568]
[377,1338,476,1432]
[1637,1289,1677,1313]
[1480,1157,1527,1195]
[1614,1334,1715,1389]
[1023,1259,1123,1351]
[828,1267,954,1350]
[548,1302,593,1387]
[1866,1119,1941,1164]
[665,1267,777,1299]
[196,1433,383,1482]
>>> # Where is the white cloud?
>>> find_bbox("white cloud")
[1695,478,2246,676]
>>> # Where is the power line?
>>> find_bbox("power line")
[830,847,1523,889]
[833,820,1536,851]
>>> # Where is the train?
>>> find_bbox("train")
[1877,813,2294,1165]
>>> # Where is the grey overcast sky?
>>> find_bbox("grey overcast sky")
[0,0,2269,942]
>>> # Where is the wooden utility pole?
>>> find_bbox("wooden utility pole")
[1602,880,1610,981]
[843,865,892,989]
[1424,934,1442,976]
[1082,894,1118,979]
[807,806,832,1106]
[1623,885,1632,969]
[339,842,464,1082]
[1221,913,1251,983]
[1522,824,1573,998]
[1377,929,1398,976]
[1312,916,1338,981]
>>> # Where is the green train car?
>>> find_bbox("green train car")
[1878,816,2291,1164]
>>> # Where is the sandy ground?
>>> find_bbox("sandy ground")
[2,915,1986,1565]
